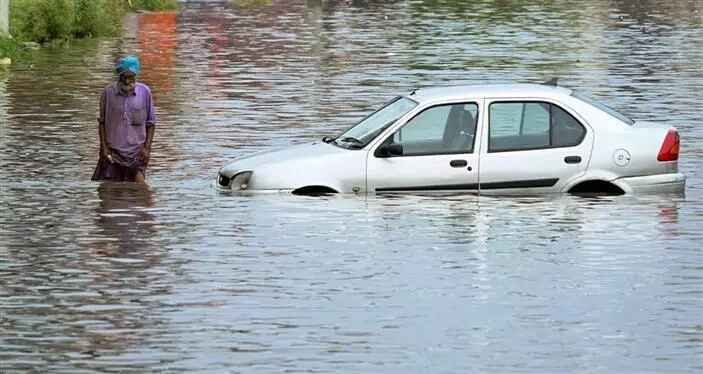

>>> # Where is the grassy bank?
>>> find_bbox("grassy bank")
[130,0,179,11]
[0,0,180,60]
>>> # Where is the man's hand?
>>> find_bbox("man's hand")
[101,146,112,161]
[140,147,150,164]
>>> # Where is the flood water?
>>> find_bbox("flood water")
[1,0,702,372]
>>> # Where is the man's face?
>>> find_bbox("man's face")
[119,72,137,94]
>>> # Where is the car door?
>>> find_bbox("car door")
[477,98,594,193]
[366,100,483,193]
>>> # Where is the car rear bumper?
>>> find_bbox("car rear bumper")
[614,173,686,194]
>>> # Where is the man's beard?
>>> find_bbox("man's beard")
[120,82,136,94]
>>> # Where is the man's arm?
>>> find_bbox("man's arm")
[99,123,108,149]
[144,125,155,151]
[98,89,109,155]
[144,88,157,152]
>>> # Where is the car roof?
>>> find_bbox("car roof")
[403,83,574,103]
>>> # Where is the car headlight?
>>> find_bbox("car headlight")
[230,171,252,190]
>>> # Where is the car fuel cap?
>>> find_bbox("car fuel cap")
[613,149,631,167]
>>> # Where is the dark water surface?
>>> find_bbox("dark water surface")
[1,0,702,372]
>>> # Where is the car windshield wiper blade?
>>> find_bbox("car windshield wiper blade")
[338,137,364,145]
[343,143,364,149]
[330,137,364,150]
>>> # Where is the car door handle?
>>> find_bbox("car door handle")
[450,159,468,168]
[564,155,582,164]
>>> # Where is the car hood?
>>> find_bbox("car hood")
[218,140,348,177]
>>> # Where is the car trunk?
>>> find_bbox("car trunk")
[628,121,680,176]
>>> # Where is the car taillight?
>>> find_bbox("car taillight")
[657,130,680,162]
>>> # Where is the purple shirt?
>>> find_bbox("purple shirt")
[98,82,156,155]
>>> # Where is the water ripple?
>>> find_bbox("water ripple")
[1,0,702,373]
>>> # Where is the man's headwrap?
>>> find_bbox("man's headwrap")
[116,56,140,76]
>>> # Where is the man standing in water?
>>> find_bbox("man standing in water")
[92,56,156,183]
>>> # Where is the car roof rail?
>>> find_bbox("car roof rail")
[541,77,558,86]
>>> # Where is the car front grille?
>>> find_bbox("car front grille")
[218,174,231,187]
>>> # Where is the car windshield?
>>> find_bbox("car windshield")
[332,96,418,149]
[570,91,635,126]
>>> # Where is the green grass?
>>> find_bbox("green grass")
[8,0,120,43]
[1,0,180,59]
[0,36,22,61]
[127,0,180,11]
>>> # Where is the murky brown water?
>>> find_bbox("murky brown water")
[1,0,702,372]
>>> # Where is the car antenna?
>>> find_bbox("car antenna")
[541,77,558,86]
[409,88,418,95]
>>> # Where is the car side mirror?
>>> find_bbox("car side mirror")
[377,143,403,158]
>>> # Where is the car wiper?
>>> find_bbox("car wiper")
[344,143,364,150]
[330,137,364,150]
[338,137,364,145]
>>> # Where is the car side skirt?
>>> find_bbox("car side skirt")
[375,178,559,192]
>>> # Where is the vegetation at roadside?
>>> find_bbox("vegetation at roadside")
[0,36,19,67]
[0,0,180,60]
[129,0,179,11]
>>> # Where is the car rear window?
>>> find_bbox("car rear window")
[570,91,635,126]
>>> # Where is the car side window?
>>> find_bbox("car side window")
[392,102,479,155]
[488,101,585,152]
[394,105,450,144]
[551,105,586,147]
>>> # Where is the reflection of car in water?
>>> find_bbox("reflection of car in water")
[216,80,685,196]
[223,192,682,253]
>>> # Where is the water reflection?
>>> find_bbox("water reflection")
[0,183,172,373]
[1,0,702,372]
[138,12,178,100]
[92,182,157,257]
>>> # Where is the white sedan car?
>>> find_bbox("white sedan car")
[215,80,685,196]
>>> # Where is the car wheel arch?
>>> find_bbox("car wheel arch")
[567,180,626,196]
[291,185,339,196]
[562,170,630,194]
